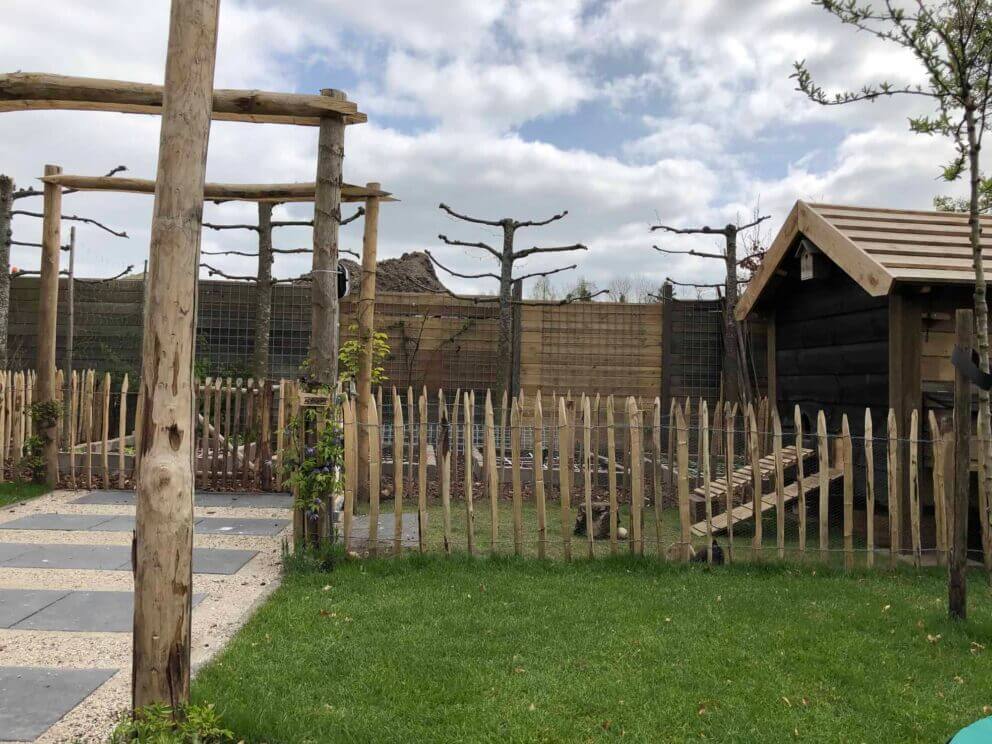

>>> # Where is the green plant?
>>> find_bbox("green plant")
[108,702,234,743]
[282,408,344,526]
[16,435,45,484]
[29,399,62,431]
[338,324,390,385]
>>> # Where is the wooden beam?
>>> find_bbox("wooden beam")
[888,290,922,551]
[132,0,219,712]
[308,91,345,386]
[355,183,380,503]
[38,174,390,203]
[37,164,61,486]
[0,71,366,125]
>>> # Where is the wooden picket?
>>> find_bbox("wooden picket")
[393,390,404,556]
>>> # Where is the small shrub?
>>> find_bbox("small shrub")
[108,702,234,743]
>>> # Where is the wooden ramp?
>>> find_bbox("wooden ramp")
[689,445,812,514]
[692,467,842,537]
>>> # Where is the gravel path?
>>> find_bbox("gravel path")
[0,488,288,743]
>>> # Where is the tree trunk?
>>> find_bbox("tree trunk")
[132,0,219,713]
[252,202,273,381]
[38,164,62,487]
[965,103,992,526]
[0,176,11,369]
[308,92,346,388]
[356,184,380,503]
[495,223,514,405]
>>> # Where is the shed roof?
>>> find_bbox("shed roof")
[736,200,992,320]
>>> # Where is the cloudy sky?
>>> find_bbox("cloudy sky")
[0,0,966,298]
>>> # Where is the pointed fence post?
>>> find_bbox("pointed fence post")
[534,394,546,558]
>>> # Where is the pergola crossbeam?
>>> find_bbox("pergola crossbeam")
[0,72,367,125]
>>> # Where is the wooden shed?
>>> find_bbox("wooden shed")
[737,200,991,549]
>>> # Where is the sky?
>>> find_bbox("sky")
[0,0,969,299]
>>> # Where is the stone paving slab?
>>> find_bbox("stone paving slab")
[0,544,257,574]
[1,513,289,537]
[71,490,293,509]
[0,666,116,741]
[350,513,422,548]
[3,589,207,632]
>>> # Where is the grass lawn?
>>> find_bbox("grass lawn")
[0,480,49,508]
[193,554,992,743]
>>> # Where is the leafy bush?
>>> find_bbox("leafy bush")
[108,702,234,743]
[338,324,390,385]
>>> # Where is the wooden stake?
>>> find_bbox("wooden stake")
[864,409,875,568]
[212,378,223,489]
[949,308,971,619]
[702,401,713,562]
[929,411,947,566]
[511,397,522,556]
[342,397,356,551]
[534,393,546,559]
[628,396,644,556]
[500,388,508,487]
[464,392,474,554]
[794,405,806,558]
[725,402,736,563]
[842,414,854,570]
[419,388,428,553]
[69,371,78,487]
[438,390,452,555]
[84,371,94,489]
[749,405,763,559]
[817,410,829,561]
[773,409,785,560]
[484,391,498,554]
[392,390,404,556]
[133,0,220,711]
[367,396,382,556]
[559,397,572,561]
[606,395,618,555]
[101,372,111,489]
[583,395,594,558]
[887,408,901,566]
[273,379,283,490]
[908,409,921,568]
[38,164,61,486]
[653,398,663,557]
[674,401,690,561]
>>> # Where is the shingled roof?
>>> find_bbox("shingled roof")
[736,200,992,319]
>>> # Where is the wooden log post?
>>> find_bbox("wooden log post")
[132,0,220,712]
[511,397,522,556]
[559,397,572,561]
[583,395,594,559]
[817,410,829,562]
[438,391,452,555]
[653,398,663,558]
[949,308,971,620]
[909,410,922,568]
[355,183,380,503]
[749,405,763,560]
[0,176,11,369]
[864,409,875,568]
[887,409,901,566]
[773,409,785,560]
[629,396,645,556]
[725,403,736,563]
[392,390,404,556]
[702,401,713,562]
[534,394,546,559]
[842,414,854,570]
[418,388,428,552]
[101,372,111,489]
[368,397,381,557]
[929,411,947,566]
[607,395,618,555]
[795,405,807,558]
[464,392,474,554]
[38,164,62,487]
[308,90,347,387]
[342,397,356,550]
[485,391,498,554]
[674,401,690,561]
[118,375,129,489]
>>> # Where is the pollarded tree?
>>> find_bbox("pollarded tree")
[793,0,992,521]
[428,203,589,401]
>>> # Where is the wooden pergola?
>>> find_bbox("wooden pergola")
[0,5,367,711]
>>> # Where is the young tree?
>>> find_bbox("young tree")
[651,212,770,406]
[793,0,992,519]
[429,203,587,400]
[530,274,559,301]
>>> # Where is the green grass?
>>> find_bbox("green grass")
[0,480,49,507]
[193,554,992,743]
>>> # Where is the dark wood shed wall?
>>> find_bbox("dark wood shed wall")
[772,251,889,436]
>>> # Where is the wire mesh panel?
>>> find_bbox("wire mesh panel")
[668,298,722,405]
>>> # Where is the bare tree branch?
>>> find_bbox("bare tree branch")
[513,243,586,259]
[405,274,500,303]
[737,213,772,231]
[424,250,500,280]
[13,165,127,200]
[11,209,128,238]
[513,264,577,283]
[11,240,42,248]
[76,265,135,283]
[200,263,257,282]
[652,245,725,260]
[514,210,568,228]
[339,207,365,226]
[202,222,260,232]
[553,288,609,305]
[438,233,501,259]
[271,219,313,228]
[200,249,260,257]
[439,202,504,227]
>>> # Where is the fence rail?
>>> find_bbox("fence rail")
[335,387,992,574]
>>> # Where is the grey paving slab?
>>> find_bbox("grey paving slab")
[12,590,207,632]
[0,514,118,532]
[0,544,258,575]
[350,513,422,548]
[0,543,36,563]
[0,589,70,629]
[0,666,116,741]
[71,490,293,509]
[0,513,289,537]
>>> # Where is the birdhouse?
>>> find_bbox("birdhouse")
[797,238,825,281]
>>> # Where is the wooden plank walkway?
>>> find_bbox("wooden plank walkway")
[692,466,842,537]
[690,445,812,510]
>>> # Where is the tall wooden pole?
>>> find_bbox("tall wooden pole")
[308,90,346,387]
[950,308,972,620]
[62,227,76,447]
[132,0,220,712]
[0,175,12,369]
[356,182,380,503]
[252,202,273,381]
[38,163,62,487]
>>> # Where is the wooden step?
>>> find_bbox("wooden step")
[691,467,843,537]
[690,445,812,504]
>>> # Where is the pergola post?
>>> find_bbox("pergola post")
[132,0,219,713]
[356,182,380,502]
[253,202,274,380]
[38,163,62,486]
[309,90,346,387]
[0,175,12,369]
